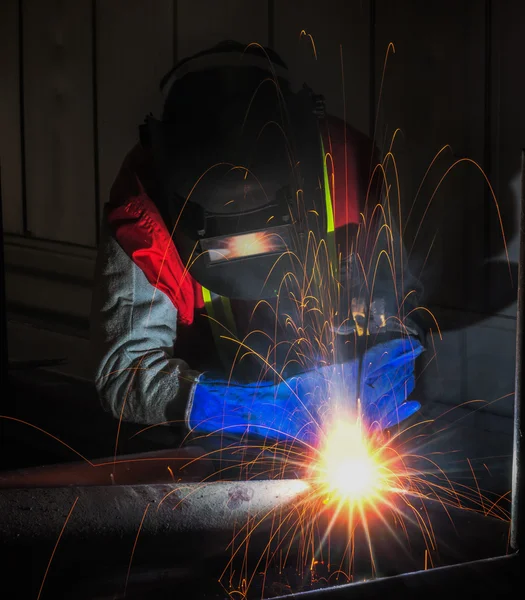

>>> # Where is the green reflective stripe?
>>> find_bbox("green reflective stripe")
[321,139,335,234]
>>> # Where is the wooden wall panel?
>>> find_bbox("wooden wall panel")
[0,0,24,233]
[274,0,370,134]
[4,236,95,338]
[374,2,496,428]
[466,315,515,418]
[23,0,96,246]
[96,0,174,216]
[177,0,268,59]
[489,0,524,317]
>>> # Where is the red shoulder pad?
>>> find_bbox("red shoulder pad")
[321,116,380,229]
[106,146,203,325]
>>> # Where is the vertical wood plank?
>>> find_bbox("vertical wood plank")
[23,0,96,246]
[177,0,268,60]
[96,0,174,215]
[274,0,370,134]
[0,0,24,233]
[375,0,486,312]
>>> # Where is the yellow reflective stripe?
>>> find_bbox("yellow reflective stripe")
[320,137,338,284]
[320,139,335,234]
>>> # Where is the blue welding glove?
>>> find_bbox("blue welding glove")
[187,369,327,445]
[187,337,424,445]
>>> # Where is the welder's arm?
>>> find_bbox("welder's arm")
[90,223,199,426]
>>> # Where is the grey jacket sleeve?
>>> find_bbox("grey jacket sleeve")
[90,221,200,426]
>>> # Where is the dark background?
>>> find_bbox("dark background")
[0,0,521,488]
[0,2,523,598]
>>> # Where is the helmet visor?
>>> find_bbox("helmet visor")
[200,224,292,264]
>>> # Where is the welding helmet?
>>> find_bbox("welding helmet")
[143,41,329,300]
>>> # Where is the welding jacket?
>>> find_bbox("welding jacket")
[90,116,423,426]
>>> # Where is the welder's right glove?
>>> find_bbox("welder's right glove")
[186,337,424,446]
[186,369,327,446]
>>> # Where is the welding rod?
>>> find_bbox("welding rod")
[511,149,525,551]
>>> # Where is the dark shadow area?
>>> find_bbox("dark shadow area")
[1,370,179,472]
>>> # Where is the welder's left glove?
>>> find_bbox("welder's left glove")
[187,337,424,446]
[353,337,425,430]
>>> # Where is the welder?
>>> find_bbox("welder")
[90,41,425,447]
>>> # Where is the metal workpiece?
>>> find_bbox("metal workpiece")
[0,479,309,598]
[0,480,511,599]
[0,479,309,543]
